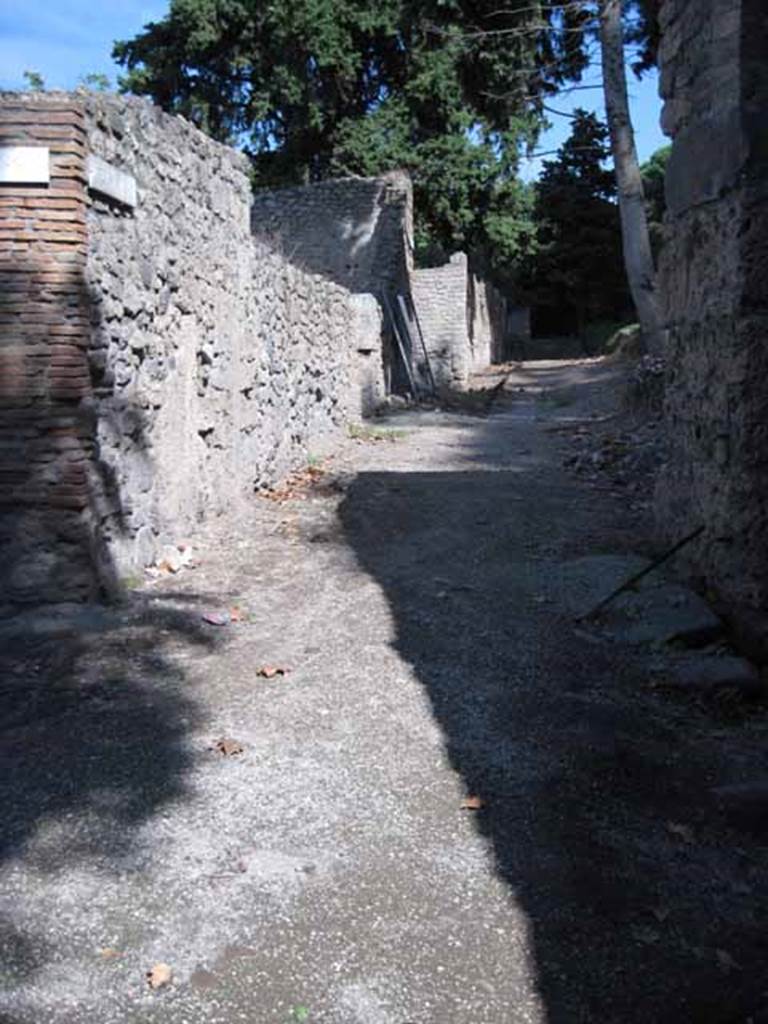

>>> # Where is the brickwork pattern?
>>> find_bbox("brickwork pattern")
[0,95,100,606]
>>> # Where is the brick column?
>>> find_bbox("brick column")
[0,95,97,607]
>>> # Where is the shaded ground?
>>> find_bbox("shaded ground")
[1,359,767,1023]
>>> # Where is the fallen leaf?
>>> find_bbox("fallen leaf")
[460,795,485,811]
[212,737,244,757]
[98,947,121,960]
[257,665,288,679]
[666,821,695,844]
[202,610,230,626]
[146,963,173,989]
[716,949,740,972]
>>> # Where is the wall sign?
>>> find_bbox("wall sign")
[0,146,50,184]
[87,154,137,208]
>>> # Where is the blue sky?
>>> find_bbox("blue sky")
[0,0,667,179]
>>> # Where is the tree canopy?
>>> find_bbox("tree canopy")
[520,109,631,336]
[641,143,671,257]
[113,1,661,287]
[114,0,561,267]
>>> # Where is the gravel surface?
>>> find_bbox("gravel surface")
[2,360,767,1024]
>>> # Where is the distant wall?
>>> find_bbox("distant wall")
[469,270,511,367]
[656,0,768,652]
[411,253,512,389]
[411,253,470,389]
[250,173,412,294]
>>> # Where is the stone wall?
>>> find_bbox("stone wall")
[83,94,369,578]
[468,269,510,367]
[411,254,471,389]
[656,0,768,652]
[250,173,412,294]
[0,92,388,605]
[411,253,511,389]
[249,180,515,392]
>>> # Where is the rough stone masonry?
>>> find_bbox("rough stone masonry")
[0,92,407,607]
[656,0,768,655]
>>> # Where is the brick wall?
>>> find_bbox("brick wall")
[0,95,102,608]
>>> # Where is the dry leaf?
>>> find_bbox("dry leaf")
[460,795,485,811]
[146,963,173,989]
[202,610,230,626]
[98,947,121,960]
[257,665,287,679]
[212,737,244,757]
[666,821,695,843]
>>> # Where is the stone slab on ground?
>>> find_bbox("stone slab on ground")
[557,554,654,618]
[613,584,723,647]
[557,556,722,647]
[658,652,764,698]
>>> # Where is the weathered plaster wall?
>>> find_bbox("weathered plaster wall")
[411,253,511,389]
[656,0,768,650]
[411,253,470,389]
[469,270,510,368]
[250,173,412,294]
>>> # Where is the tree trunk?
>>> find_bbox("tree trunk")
[598,0,664,353]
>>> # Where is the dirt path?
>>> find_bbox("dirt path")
[2,360,767,1024]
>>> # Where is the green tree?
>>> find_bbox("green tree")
[641,143,670,257]
[534,1,663,348]
[113,0,543,267]
[522,110,630,336]
[22,70,45,91]
[79,72,112,92]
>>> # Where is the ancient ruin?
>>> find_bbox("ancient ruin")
[0,92,510,608]
[656,0,768,654]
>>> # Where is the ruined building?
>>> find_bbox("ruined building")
[0,92,509,609]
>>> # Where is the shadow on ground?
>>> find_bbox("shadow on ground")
[338,413,768,1022]
[0,599,215,985]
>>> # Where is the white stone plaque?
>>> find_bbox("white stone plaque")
[87,154,137,208]
[0,146,49,184]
